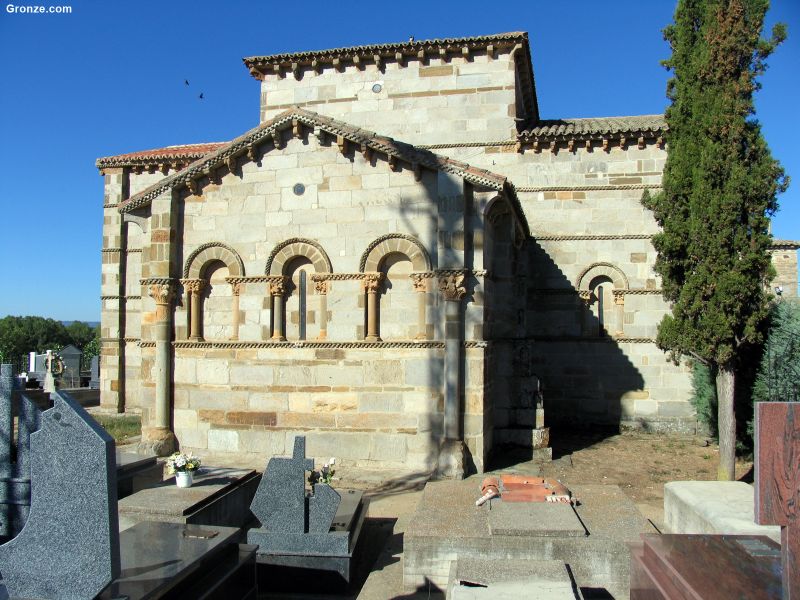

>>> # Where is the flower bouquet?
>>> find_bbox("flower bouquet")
[165,452,201,488]
[308,457,336,486]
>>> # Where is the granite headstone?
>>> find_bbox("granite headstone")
[0,391,121,599]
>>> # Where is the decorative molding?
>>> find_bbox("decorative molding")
[359,233,432,273]
[127,248,143,253]
[531,336,656,344]
[123,337,141,343]
[576,262,630,291]
[140,277,175,286]
[310,273,365,281]
[173,340,445,350]
[138,341,156,348]
[535,234,653,241]
[265,237,333,275]
[532,287,662,297]
[463,341,489,348]
[515,183,662,193]
[184,242,245,279]
[101,248,122,253]
[103,203,118,209]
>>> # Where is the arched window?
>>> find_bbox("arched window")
[576,263,629,338]
[284,256,314,341]
[379,252,416,340]
[202,261,232,340]
[589,275,614,336]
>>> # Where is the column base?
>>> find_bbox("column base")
[435,439,466,480]
[271,336,287,342]
[365,335,382,342]
[189,336,204,342]
[138,427,177,457]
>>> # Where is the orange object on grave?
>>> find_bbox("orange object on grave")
[480,475,573,504]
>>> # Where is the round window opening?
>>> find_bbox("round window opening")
[372,83,383,94]
[293,183,305,196]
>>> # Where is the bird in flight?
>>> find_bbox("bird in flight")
[184,79,189,86]
[199,93,204,100]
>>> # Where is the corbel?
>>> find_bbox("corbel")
[133,165,144,175]
[439,47,447,62]
[186,178,198,195]
[314,126,325,144]
[272,130,283,149]
[656,136,664,149]
[486,44,495,60]
[374,54,382,70]
[291,62,300,79]
[247,145,258,162]
[462,45,470,60]
[172,161,181,171]
[159,163,169,175]
[336,135,346,154]
[273,63,282,79]
[205,166,220,185]
[311,58,321,74]
[353,55,362,69]
[395,51,404,67]
[360,143,371,161]
[567,139,575,153]
[515,141,523,153]
[602,138,609,153]
[225,155,237,173]
[619,135,627,150]
[585,139,592,152]
[388,154,398,171]
[638,136,645,150]
[249,67,264,82]
[333,57,343,72]
[417,49,426,64]
[147,164,156,174]
[532,139,540,153]
[413,162,421,182]
[292,118,301,139]
[550,140,558,154]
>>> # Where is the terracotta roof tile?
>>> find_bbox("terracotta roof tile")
[96,143,227,169]
[518,115,666,140]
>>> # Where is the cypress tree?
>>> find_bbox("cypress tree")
[643,0,788,480]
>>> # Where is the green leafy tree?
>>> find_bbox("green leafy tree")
[65,321,99,351]
[643,0,788,480]
[753,300,800,404]
[0,316,71,364]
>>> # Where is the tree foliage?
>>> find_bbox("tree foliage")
[753,299,800,404]
[643,0,787,478]
[0,316,99,364]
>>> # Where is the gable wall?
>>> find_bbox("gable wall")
[260,50,518,146]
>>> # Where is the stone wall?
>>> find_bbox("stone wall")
[260,50,519,146]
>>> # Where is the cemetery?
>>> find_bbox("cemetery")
[1,8,798,599]
[0,361,797,598]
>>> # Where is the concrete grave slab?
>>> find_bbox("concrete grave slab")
[488,502,587,537]
[663,480,780,542]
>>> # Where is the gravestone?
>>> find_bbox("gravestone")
[0,364,39,540]
[755,401,799,598]
[90,355,100,389]
[248,436,368,581]
[0,390,120,599]
[58,344,81,387]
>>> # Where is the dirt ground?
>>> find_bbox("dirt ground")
[530,428,754,528]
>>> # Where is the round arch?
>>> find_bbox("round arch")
[184,242,245,279]
[575,262,629,291]
[360,234,431,273]
[265,238,332,275]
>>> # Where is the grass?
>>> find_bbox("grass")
[93,414,141,444]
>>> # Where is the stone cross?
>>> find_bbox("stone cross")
[755,401,799,599]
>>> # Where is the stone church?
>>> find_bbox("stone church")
[96,32,797,475]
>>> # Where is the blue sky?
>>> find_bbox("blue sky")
[0,0,797,322]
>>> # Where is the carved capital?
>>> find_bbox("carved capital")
[231,282,244,296]
[181,279,205,294]
[269,276,288,297]
[613,290,625,306]
[362,272,384,294]
[148,282,176,306]
[578,290,593,303]
[411,273,427,292]
[314,280,329,294]
[438,273,466,302]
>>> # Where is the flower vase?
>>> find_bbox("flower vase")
[175,471,194,488]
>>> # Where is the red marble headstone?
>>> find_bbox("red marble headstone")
[755,401,800,599]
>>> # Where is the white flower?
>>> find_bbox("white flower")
[175,456,187,468]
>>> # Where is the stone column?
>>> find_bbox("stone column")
[184,279,205,341]
[231,281,242,341]
[613,290,625,337]
[363,272,383,342]
[141,281,177,456]
[437,273,467,479]
[270,277,287,341]
[578,290,593,336]
[411,274,428,339]
[314,278,329,340]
